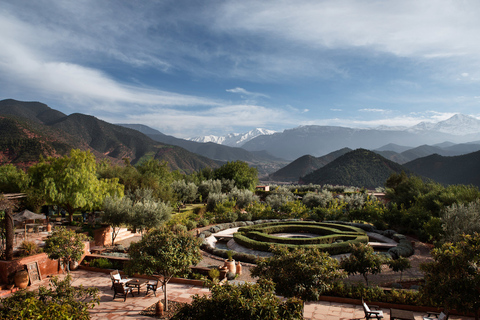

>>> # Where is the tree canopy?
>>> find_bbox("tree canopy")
[213,160,258,190]
[420,233,480,319]
[44,227,89,272]
[29,149,124,221]
[125,228,201,310]
[252,246,346,301]
[340,243,389,286]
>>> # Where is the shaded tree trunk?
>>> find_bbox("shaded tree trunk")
[5,207,14,261]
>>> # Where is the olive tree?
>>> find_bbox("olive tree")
[171,180,198,204]
[340,243,389,286]
[102,196,131,246]
[128,189,172,233]
[251,246,346,301]
[125,228,202,311]
[441,200,480,243]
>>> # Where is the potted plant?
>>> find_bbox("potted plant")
[224,250,236,273]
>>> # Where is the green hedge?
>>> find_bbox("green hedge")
[233,221,367,254]
[233,232,368,255]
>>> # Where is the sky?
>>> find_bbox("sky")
[1,0,480,138]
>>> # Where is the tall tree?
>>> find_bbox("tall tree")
[420,233,480,320]
[125,228,202,311]
[214,160,258,190]
[251,246,346,301]
[29,149,124,222]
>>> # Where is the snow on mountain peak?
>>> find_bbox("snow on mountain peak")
[188,128,276,147]
[409,114,480,135]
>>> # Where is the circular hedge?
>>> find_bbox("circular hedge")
[233,221,368,255]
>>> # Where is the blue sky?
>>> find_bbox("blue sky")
[1,0,480,138]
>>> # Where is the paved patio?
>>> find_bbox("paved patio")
[7,269,473,319]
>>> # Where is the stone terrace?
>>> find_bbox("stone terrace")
[3,269,473,319]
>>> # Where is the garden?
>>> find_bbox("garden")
[1,151,480,319]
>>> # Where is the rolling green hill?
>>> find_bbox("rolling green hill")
[300,149,408,188]
[403,151,480,187]
[269,148,352,182]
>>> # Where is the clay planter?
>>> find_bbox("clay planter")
[236,262,242,275]
[14,270,29,289]
[224,259,236,273]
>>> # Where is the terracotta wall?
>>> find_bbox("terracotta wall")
[0,241,91,284]
[0,253,59,284]
[94,226,112,247]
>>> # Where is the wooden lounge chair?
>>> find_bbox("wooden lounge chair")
[110,270,129,290]
[146,279,162,296]
[362,298,384,319]
[113,282,134,301]
[423,311,448,320]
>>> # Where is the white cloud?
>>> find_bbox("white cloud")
[104,104,294,138]
[359,108,391,114]
[226,87,269,98]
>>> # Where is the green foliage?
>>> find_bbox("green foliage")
[171,180,198,203]
[172,279,303,320]
[213,160,258,191]
[388,256,411,281]
[198,179,222,200]
[340,243,390,286]
[0,274,99,319]
[441,199,480,243]
[89,257,113,269]
[325,282,423,306]
[28,149,124,220]
[125,228,202,310]
[0,164,29,193]
[44,227,89,272]
[19,240,41,256]
[102,195,131,245]
[127,188,172,233]
[420,233,480,317]
[252,246,346,301]
[229,187,259,209]
[206,192,228,212]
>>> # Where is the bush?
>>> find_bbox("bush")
[89,257,113,269]
[171,279,303,320]
[19,240,41,256]
[197,218,210,227]
[185,220,197,230]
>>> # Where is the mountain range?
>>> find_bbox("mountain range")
[192,114,480,160]
[3,98,480,188]
[0,99,219,173]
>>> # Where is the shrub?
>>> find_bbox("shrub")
[89,257,113,269]
[226,271,236,280]
[185,220,197,230]
[20,240,41,256]
[197,218,209,227]
[171,279,303,320]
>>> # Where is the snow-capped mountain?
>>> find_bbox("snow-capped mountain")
[408,114,480,135]
[188,128,276,147]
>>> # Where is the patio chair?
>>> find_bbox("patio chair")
[362,298,384,319]
[110,270,129,290]
[113,282,134,301]
[423,311,448,320]
[146,279,162,296]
